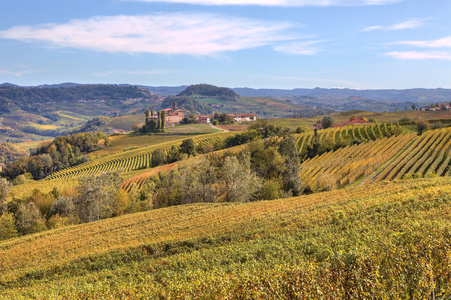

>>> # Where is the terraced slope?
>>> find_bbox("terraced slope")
[1,178,451,298]
[371,127,451,182]
[297,123,402,154]
[45,132,232,181]
[300,133,416,187]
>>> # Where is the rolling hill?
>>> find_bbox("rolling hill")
[1,177,451,298]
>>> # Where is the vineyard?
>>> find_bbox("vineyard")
[296,123,402,154]
[299,133,416,189]
[371,126,451,182]
[1,178,451,298]
[298,126,451,189]
[120,144,247,192]
[45,132,231,181]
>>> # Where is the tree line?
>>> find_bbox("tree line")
[1,132,109,182]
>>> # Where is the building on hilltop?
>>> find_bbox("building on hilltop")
[163,102,185,126]
[331,116,374,128]
[147,103,185,127]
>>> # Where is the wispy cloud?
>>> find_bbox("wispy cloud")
[126,0,400,6]
[0,14,296,56]
[386,36,451,61]
[94,69,177,77]
[273,40,324,55]
[394,36,451,48]
[363,19,425,31]
[0,69,39,77]
[257,75,378,89]
[385,51,451,61]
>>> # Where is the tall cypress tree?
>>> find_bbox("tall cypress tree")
[145,109,150,126]
[157,111,161,130]
[161,110,166,132]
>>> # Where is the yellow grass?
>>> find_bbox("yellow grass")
[3,177,447,283]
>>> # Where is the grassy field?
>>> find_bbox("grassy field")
[1,177,451,298]
[163,123,221,134]
[268,110,451,132]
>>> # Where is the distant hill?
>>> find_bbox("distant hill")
[233,87,451,103]
[178,84,239,101]
[0,84,159,115]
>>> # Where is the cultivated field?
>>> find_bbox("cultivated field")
[1,178,450,298]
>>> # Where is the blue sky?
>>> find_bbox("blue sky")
[0,0,450,89]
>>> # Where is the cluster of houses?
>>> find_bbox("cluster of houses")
[148,103,257,127]
[420,103,451,111]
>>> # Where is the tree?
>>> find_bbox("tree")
[0,178,12,215]
[321,115,334,129]
[221,153,261,202]
[161,110,166,131]
[76,171,123,223]
[417,119,429,136]
[151,149,166,167]
[145,109,150,125]
[104,136,111,147]
[180,139,196,157]
[0,213,18,241]
[411,104,416,111]
[278,132,303,196]
[15,202,46,235]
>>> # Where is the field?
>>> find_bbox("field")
[2,178,451,298]
[45,132,232,181]
[163,123,221,134]
[4,113,451,298]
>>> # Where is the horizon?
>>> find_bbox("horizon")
[2,81,451,91]
[1,0,450,90]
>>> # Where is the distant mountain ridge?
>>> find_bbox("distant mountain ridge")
[3,83,451,102]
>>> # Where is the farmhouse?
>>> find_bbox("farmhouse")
[331,117,374,128]
[196,115,212,124]
[195,113,257,124]
[230,113,256,122]
[421,103,450,111]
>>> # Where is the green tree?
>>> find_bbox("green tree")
[0,178,12,215]
[0,213,18,241]
[279,132,303,196]
[161,110,166,131]
[417,119,429,135]
[145,109,150,125]
[221,153,261,202]
[321,115,334,129]
[151,149,167,167]
[180,139,196,157]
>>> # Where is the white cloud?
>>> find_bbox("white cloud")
[363,19,425,31]
[0,13,295,56]
[385,51,451,61]
[0,69,39,77]
[395,36,451,48]
[126,0,400,6]
[273,40,323,55]
[94,70,176,77]
[386,36,451,61]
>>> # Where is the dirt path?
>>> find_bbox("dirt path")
[209,124,228,132]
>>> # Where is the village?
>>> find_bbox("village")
[147,102,257,127]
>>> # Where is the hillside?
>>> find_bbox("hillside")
[3,116,451,298]
[1,178,451,298]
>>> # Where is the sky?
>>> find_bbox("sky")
[0,0,450,89]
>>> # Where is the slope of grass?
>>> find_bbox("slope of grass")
[1,177,451,298]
